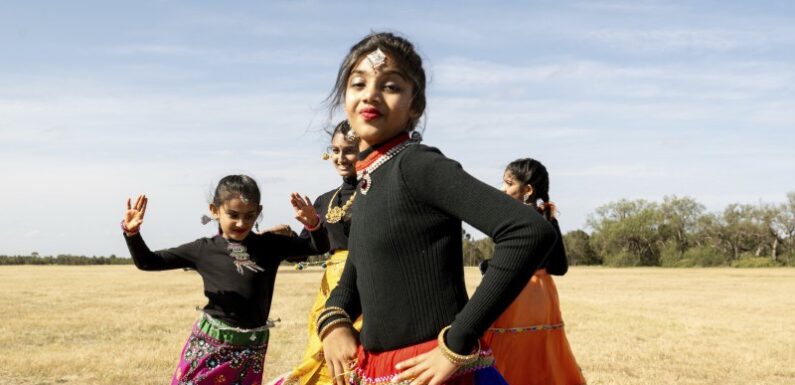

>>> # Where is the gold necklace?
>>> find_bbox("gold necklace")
[325,188,356,224]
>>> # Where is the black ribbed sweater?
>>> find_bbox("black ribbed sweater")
[323,143,557,354]
[125,228,329,329]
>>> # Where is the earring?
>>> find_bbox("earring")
[523,193,532,205]
[321,152,330,160]
[200,214,213,225]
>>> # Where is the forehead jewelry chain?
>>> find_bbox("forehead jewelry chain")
[366,48,387,72]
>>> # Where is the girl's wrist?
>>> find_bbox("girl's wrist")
[121,220,139,237]
[304,214,322,231]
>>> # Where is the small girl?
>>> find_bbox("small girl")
[484,158,586,385]
[122,175,330,385]
[317,32,558,385]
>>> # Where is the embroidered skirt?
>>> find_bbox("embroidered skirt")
[349,338,508,385]
[273,250,364,385]
[171,313,270,385]
[483,269,586,385]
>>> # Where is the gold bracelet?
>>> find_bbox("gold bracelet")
[317,307,350,321]
[323,306,347,313]
[318,318,353,341]
[316,309,350,328]
[436,326,480,366]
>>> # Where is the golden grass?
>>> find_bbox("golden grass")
[1,266,793,385]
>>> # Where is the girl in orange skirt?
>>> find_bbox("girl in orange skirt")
[483,158,586,385]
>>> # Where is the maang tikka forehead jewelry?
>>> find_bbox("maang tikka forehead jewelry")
[366,48,387,72]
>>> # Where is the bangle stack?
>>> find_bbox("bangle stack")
[316,306,352,341]
[437,325,480,366]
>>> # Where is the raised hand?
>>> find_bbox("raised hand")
[290,193,320,229]
[123,194,148,235]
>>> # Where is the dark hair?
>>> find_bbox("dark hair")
[327,32,427,131]
[212,175,261,207]
[327,120,356,142]
[505,158,552,221]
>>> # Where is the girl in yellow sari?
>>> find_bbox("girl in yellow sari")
[277,121,362,385]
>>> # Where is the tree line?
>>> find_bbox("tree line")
[0,253,133,265]
[463,193,795,268]
[4,193,793,267]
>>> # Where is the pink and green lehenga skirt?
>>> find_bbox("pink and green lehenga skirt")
[171,313,270,385]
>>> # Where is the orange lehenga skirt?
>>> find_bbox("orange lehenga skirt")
[483,269,586,385]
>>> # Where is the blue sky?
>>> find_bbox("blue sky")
[1,1,793,257]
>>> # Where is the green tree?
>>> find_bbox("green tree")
[563,230,600,265]
[588,199,662,266]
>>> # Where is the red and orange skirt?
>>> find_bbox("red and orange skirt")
[349,338,507,385]
[483,269,585,385]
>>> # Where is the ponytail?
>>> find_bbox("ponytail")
[506,158,554,223]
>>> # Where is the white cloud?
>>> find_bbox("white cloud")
[433,58,794,98]
[570,0,684,13]
[583,28,760,51]
[108,44,209,56]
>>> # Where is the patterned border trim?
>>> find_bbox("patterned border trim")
[487,322,564,334]
[347,351,495,385]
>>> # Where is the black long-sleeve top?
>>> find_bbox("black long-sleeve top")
[542,219,568,275]
[125,228,329,329]
[481,218,568,276]
[300,176,356,251]
[322,142,557,354]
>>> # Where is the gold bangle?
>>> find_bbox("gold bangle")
[316,309,350,328]
[318,318,353,341]
[317,307,350,322]
[436,326,480,366]
[322,306,349,315]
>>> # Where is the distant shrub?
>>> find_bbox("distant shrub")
[731,257,783,268]
[682,246,726,267]
[603,251,643,267]
[659,242,684,267]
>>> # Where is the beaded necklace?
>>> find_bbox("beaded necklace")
[356,135,417,195]
[226,241,264,275]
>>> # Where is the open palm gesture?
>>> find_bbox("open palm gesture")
[124,194,148,234]
[290,193,320,229]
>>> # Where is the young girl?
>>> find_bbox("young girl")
[316,32,559,385]
[122,175,330,385]
[484,158,586,385]
[274,120,363,385]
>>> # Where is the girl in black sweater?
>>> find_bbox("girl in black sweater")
[316,33,558,385]
[122,175,329,385]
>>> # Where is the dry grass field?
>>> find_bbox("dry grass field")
[1,266,793,385]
